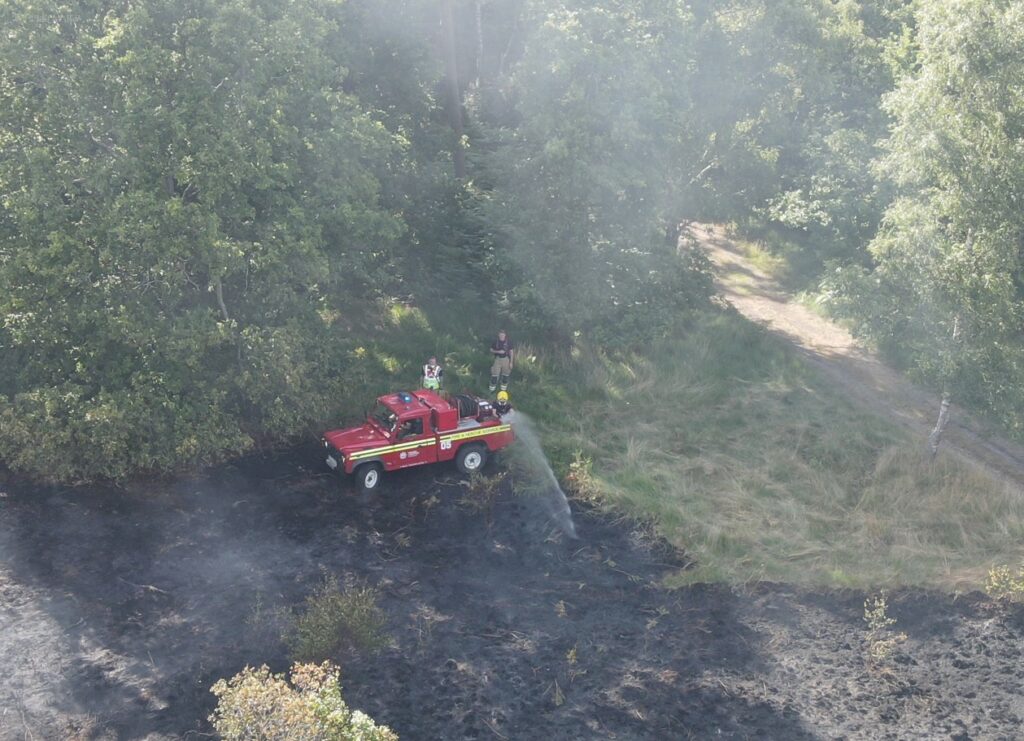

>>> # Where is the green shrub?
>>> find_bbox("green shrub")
[209,662,397,741]
[285,575,388,662]
[565,452,601,503]
[986,564,1024,602]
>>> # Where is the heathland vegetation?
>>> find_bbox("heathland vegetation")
[4,0,1024,589]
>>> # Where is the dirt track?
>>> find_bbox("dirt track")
[3,450,1024,740]
[693,223,1024,491]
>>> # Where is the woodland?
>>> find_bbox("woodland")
[9,4,1024,739]
[1,0,1021,480]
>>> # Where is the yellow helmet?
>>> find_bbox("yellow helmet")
[496,390,509,403]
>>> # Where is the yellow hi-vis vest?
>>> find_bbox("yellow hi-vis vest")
[423,364,442,386]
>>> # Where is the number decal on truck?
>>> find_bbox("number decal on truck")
[440,440,452,450]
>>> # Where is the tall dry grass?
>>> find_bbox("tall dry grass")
[517,312,1024,590]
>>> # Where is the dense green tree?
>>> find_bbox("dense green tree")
[0,0,405,479]
[473,0,906,341]
[830,0,1024,432]
[698,0,905,265]
[479,1,714,341]
[13,0,1021,480]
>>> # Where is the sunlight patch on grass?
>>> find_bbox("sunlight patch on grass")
[387,303,431,330]
[734,236,788,278]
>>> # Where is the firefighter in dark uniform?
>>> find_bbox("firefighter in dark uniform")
[489,330,514,392]
[494,390,512,417]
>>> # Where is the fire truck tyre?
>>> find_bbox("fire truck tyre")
[356,463,383,492]
[456,444,488,474]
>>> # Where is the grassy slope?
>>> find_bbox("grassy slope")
[353,300,1024,591]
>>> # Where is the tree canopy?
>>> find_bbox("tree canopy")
[0,0,406,478]
[6,0,1024,480]
[830,0,1024,433]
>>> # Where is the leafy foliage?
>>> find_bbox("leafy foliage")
[8,0,1024,479]
[0,0,404,479]
[716,0,906,274]
[831,0,1024,433]
[209,662,398,741]
[285,574,388,662]
[986,564,1024,602]
[479,1,714,340]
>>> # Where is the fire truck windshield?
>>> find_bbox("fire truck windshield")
[370,402,397,433]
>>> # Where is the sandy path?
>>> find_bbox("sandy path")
[692,222,1024,489]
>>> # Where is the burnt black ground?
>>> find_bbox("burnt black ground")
[1,447,1023,740]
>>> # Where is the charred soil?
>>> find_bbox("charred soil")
[1,451,1023,739]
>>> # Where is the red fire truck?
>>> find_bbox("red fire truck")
[321,390,514,491]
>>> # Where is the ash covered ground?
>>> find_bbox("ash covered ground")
[1,447,1023,740]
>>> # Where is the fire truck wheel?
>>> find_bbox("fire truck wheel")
[456,444,488,474]
[356,463,382,492]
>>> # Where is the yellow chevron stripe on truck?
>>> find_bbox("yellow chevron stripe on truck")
[348,423,512,461]
[440,424,512,444]
[348,439,433,461]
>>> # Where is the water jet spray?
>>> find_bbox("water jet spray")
[505,411,577,539]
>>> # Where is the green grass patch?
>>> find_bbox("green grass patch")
[734,234,790,279]
[726,224,835,293]
[516,312,1024,591]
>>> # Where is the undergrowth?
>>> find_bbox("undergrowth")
[863,593,906,664]
[210,662,397,741]
[985,564,1024,601]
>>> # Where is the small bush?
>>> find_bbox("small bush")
[863,593,906,663]
[209,661,397,741]
[986,564,1024,601]
[285,575,388,662]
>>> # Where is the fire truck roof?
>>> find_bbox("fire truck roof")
[380,389,452,412]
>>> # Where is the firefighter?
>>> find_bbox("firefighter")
[488,329,514,392]
[494,390,512,417]
[422,355,444,391]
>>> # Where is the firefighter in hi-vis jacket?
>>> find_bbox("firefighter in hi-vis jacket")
[422,356,444,390]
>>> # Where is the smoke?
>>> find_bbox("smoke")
[0,466,335,738]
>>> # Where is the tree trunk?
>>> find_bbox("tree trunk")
[441,0,466,179]
[927,313,961,459]
[927,393,952,459]
[214,277,230,322]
